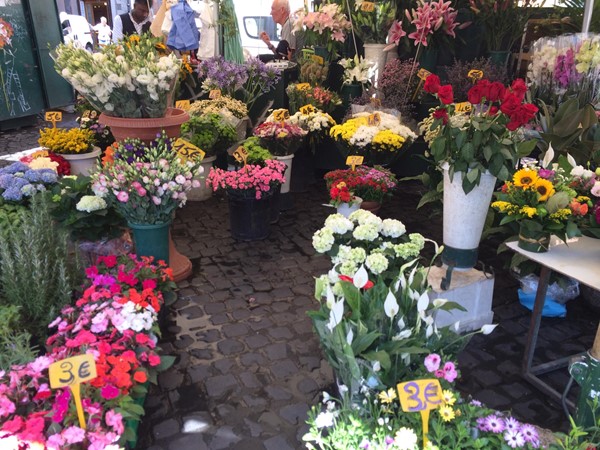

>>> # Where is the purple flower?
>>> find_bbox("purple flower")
[384,435,394,445]
[554,49,581,89]
[470,399,483,407]
[519,423,540,448]
[503,429,526,448]
[484,415,505,433]
[504,417,520,431]
[476,417,488,431]
[537,168,555,180]
[0,162,29,174]
[424,353,441,372]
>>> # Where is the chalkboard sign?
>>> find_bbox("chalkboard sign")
[0,1,45,120]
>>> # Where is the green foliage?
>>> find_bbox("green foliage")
[181,113,238,158]
[0,199,28,235]
[0,195,82,343]
[0,304,37,371]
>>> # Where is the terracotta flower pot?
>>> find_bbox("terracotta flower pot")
[360,200,382,214]
[98,107,189,143]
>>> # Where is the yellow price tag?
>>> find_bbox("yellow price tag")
[175,100,191,111]
[311,54,324,65]
[397,379,443,448]
[455,102,473,114]
[367,113,381,126]
[209,89,222,100]
[346,155,364,171]
[361,1,375,12]
[49,354,97,430]
[31,150,49,159]
[467,69,484,82]
[173,138,205,162]
[233,146,249,165]
[45,111,62,127]
[299,104,316,115]
[417,68,433,81]
[272,108,290,122]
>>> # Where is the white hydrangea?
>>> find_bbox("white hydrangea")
[352,223,379,242]
[349,247,367,264]
[312,228,335,253]
[324,214,354,234]
[381,218,406,238]
[365,253,389,274]
[339,260,357,276]
[349,209,383,228]
[76,195,107,213]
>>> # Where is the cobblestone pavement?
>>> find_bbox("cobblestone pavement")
[1,115,598,449]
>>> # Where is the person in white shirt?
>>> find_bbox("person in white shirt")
[112,0,153,42]
[93,16,112,47]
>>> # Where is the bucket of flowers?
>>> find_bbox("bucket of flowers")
[491,149,586,253]
[91,131,202,264]
[286,83,342,115]
[38,126,100,176]
[328,181,362,217]
[324,165,397,213]
[330,110,417,166]
[206,160,287,241]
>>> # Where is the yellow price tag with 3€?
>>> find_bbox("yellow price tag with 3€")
[233,146,249,165]
[397,378,443,448]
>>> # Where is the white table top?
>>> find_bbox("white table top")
[507,236,600,291]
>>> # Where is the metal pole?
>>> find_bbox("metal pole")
[582,0,594,33]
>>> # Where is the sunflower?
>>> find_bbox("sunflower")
[513,168,538,187]
[533,178,555,202]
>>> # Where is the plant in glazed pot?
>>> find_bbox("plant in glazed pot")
[38,126,100,176]
[206,160,287,241]
[328,181,362,217]
[53,34,188,142]
[329,110,417,166]
[492,149,586,252]
[324,165,397,213]
[91,132,202,264]
[421,74,538,268]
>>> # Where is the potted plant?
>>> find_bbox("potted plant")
[338,55,374,108]
[20,149,71,176]
[330,110,417,166]
[53,34,188,142]
[328,181,362,217]
[187,95,250,142]
[421,74,538,268]
[205,160,287,241]
[38,126,100,176]
[292,2,352,61]
[0,162,58,204]
[286,83,342,115]
[91,132,202,264]
[324,165,398,213]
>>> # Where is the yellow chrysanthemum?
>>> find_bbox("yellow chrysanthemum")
[549,208,572,222]
[520,206,537,218]
[295,83,311,91]
[442,389,456,406]
[378,388,397,404]
[578,195,590,203]
[438,405,456,422]
[491,201,512,213]
[533,178,555,202]
[513,168,539,187]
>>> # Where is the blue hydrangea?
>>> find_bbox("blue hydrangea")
[11,177,28,189]
[21,184,36,197]
[0,174,12,190]
[24,169,42,183]
[2,187,23,202]
[39,169,58,184]
[35,184,47,192]
[0,162,30,174]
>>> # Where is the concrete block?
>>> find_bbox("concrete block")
[428,266,494,332]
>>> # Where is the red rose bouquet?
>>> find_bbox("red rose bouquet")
[420,74,539,193]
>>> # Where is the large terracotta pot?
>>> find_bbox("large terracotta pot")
[98,107,189,143]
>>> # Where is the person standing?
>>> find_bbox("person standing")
[93,16,112,47]
[259,0,303,61]
[112,0,153,42]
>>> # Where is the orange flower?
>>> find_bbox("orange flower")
[570,200,589,216]
[102,144,116,167]
[133,370,148,383]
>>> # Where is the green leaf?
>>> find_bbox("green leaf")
[352,330,380,354]
[417,190,442,209]
[461,142,474,162]
[466,168,479,183]
[566,221,582,238]
[472,129,483,148]
[155,355,176,372]
[497,165,510,181]
[483,145,493,161]
[546,191,570,214]
[363,350,392,370]
[516,139,537,157]
[455,130,467,149]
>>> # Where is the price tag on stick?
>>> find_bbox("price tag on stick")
[467,69,484,83]
[49,354,97,429]
[311,54,324,65]
[209,89,222,100]
[173,138,205,162]
[346,155,364,171]
[45,111,62,128]
[175,100,191,111]
[397,379,442,448]
[455,102,473,114]
[233,146,249,166]
[361,1,375,12]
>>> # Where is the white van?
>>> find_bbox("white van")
[234,0,305,57]
[59,12,94,52]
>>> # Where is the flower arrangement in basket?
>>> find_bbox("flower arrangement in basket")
[292,3,352,57]
[286,83,342,115]
[38,126,95,155]
[330,110,417,166]
[253,109,308,156]
[91,132,201,225]
[421,74,538,193]
[54,34,181,118]
[180,113,238,158]
[325,165,397,203]
[491,149,586,252]
[206,160,287,199]
[187,95,249,120]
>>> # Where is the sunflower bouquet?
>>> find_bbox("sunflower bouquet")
[329,110,417,166]
[491,152,586,251]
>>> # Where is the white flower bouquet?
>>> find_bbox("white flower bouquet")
[54,35,181,118]
[338,55,374,87]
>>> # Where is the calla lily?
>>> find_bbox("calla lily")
[346,327,354,345]
[417,292,429,312]
[326,298,345,331]
[426,323,434,338]
[480,324,498,335]
[397,317,406,330]
[353,265,369,288]
[384,289,399,319]
[454,321,461,332]
[567,151,577,168]
[541,143,555,168]
[433,298,448,308]
[326,285,335,308]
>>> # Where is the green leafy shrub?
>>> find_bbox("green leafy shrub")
[181,113,237,158]
[0,304,37,371]
[0,195,82,343]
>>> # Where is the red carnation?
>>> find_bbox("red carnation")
[423,74,441,94]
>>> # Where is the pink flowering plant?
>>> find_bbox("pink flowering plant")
[253,116,307,156]
[91,132,202,225]
[309,210,498,400]
[206,160,287,199]
[292,3,352,58]
[0,254,175,449]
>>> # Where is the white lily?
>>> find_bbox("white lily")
[541,143,555,168]
[417,292,429,313]
[384,289,399,319]
[346,327,354,345]
[326,298,345,332]
[480,324,498,335]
